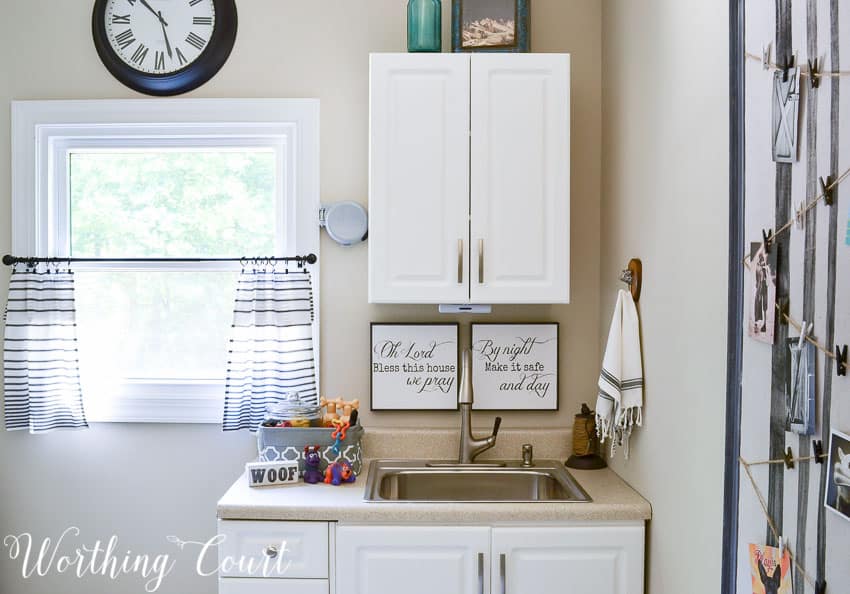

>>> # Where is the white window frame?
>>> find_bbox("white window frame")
[11,99,321,423]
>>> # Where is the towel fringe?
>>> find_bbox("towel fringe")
[595,413,612,443]
[596,405,642,460]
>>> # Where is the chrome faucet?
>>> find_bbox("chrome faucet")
[458,349,501,464]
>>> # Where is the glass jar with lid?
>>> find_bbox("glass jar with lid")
[263,392,322,428]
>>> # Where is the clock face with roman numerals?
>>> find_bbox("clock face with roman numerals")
[92,0,237,96]
[105,0,215,74]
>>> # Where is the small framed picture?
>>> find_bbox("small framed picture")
[470,323,558,410]
[825,429,850,523]
[370,323,459,411]
[452,0,530,53]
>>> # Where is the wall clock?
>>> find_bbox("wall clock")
[92,0,237,96]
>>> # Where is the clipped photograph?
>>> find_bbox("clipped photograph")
[825,429,850,522]
[748,241,777,344]
[748,544,792,594]
[785,335,815,435]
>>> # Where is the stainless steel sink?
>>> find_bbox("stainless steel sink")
[364,459,592,503]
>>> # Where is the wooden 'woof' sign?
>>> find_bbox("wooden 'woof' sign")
[246,460,300,488]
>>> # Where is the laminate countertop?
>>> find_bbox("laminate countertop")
[217,428,651,523]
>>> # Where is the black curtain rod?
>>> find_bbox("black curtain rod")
[2,254,318,266]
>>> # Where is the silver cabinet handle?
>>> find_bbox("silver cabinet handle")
[499,552,506,594]
[264,545,278,558]
[478,239,484,284]
[458,239,464,284]
[478,552,484,594]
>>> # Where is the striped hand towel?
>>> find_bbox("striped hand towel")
[596,289,643,459]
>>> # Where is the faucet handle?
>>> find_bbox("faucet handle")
[492,416,502,437]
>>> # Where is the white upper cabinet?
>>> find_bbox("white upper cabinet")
[470,54,570,304]
[369,53,570,304]
[369,54,471,304]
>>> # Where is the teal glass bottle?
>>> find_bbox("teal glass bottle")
[408,0,441,52]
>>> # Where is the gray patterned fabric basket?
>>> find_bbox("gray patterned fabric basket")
[257,425,364,476]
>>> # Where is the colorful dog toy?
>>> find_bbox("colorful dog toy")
[323,461,356,486]
[320,397,361,426]
[330,419,351,455]
[302,445,324,484]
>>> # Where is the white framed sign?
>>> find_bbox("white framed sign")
[371,323,459,411]
[471,323,559,410]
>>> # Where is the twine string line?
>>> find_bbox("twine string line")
[740,456,818,589]
[745,453,827,467]
[742,163,850,267]
[745,50,850,78]
[740,158,849,371]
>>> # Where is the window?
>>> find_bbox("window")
[11,100,320,422]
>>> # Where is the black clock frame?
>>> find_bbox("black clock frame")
[92,0,237,96]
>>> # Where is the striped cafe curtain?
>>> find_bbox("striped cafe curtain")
[3,264,88,433]
[222,266,317,431]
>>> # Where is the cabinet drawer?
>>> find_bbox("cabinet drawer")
[219,578,329,594]
[218,521,329,579]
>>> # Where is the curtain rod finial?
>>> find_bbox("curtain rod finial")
[2,255,16,266]
[306,254,318,265]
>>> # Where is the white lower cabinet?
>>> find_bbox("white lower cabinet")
[218,521,644,594]
[335,526,490,594]
[217,520,330,594]
[217,520,329,579]
[335,523,644,594]
[492,525,644,594]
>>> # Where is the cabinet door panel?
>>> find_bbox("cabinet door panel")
[219,578,329,594]
[492,525,644,594]
[369,54,471,304]
[470,54,570,304]
[336,525,489,594]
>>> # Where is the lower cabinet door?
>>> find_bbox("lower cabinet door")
[219,578,329,594]
[336,525,490,594]
[491,524,645,594]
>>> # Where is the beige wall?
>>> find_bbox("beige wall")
[0,1,601,593]
[601,1,729,593]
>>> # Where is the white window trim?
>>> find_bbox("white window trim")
[11,99,321,424]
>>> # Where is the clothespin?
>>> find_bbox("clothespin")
[777,299,790,326]
[813,440,825,464]
[808,57,821,88]
[798,321,812,350]
[816,579,827,594]
[820,176,836,206]
[795,202,807,229]
[783,446,795,470]
[762,43,773,70]
[762,229,774,253]
[835,345,848,377]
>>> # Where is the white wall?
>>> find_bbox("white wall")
[0,1,602,593]
[601,1,729,593]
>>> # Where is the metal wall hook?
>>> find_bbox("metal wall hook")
[619,258,642,302]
